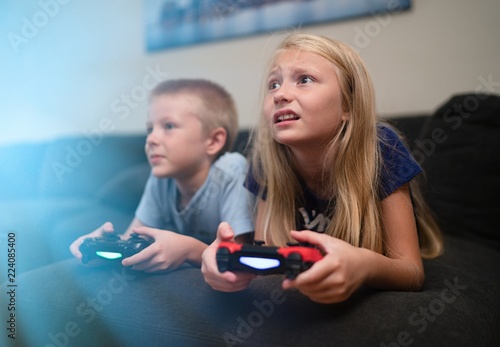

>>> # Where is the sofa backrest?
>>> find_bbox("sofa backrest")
[0,135,150,205]
[418,92,500,249]
[0,141,48,200]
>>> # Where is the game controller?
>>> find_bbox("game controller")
[216,240,323,279]
[79,232,153,265]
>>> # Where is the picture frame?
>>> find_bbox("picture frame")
[144,0,411,52]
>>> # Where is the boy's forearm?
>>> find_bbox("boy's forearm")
[184,237,209,267]
[361,248,424,292]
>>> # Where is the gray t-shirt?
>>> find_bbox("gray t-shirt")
[135,152,254,244]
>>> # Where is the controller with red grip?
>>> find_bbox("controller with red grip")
[216,240,323,279]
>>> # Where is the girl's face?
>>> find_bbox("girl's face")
[263,48,348,151]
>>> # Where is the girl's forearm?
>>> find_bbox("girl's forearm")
[361,248,424,291]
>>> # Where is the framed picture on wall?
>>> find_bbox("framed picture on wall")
[144,0,411,52]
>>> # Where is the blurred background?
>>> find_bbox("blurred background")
[1,0,499,146]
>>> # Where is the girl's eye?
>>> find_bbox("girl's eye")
[299,76,313,84]
[268,81,280,90]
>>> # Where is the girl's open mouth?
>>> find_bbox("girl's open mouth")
[274,110,300,124]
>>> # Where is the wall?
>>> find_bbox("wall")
[0,0,499,145]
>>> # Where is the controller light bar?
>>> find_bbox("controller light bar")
[96,251,123,260]
[240,257,280,270]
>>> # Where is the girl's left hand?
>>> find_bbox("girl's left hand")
[282,230,369,304]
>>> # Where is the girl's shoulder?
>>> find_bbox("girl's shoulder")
[377,122,402,144]
[377,122,422,199]
[377,122,413,157]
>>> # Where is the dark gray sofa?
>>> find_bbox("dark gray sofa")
[1,93,499,346]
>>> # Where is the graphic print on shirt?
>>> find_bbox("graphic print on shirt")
[298,207,330,232]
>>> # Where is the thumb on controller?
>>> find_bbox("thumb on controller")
[216,222,235,243]
[101,222,115,234]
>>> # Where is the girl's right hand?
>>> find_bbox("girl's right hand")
[201,222,256,292]
[282,230,368,303]
[69,222,116,262]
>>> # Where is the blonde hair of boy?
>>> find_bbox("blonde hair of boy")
[150,79,239,159]
[251,33,443,258]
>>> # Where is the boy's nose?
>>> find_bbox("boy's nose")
[146,129,159,145]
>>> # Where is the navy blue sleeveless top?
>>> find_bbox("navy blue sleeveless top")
[245,124,421,232]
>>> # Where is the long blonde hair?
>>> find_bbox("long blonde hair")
[251,33,442,258]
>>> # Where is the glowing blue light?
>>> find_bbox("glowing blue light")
[240,257,280,270]
[96,251,123,260]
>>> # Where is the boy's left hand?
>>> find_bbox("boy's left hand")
[282,230,368,304]
[122,226,195,272]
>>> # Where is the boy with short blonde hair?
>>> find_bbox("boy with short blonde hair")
[71,79,254,272]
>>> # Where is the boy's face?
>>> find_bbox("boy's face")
[145,93,211,179]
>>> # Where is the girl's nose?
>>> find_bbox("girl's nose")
[273,84,291,105]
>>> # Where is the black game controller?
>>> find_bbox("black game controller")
[79,232,153,265]
[216,240,323,279]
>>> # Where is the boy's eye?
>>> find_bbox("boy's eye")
[164,123,175,130]
[146,126,153,134]
[299,76,313,84]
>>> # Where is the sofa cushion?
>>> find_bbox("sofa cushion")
[418,93,500,248]
[5,234,499,346]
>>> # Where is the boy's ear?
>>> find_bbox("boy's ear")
[206,127,227,156]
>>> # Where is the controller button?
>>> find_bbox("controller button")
[103,233,120,241]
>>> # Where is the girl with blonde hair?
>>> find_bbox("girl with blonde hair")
[202,33,443,303]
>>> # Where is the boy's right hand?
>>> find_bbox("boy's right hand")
[201,222,256,292]
[69,222,116,262]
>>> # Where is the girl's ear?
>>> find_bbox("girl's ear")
[206,127,227,156]
[341,112,350,121]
